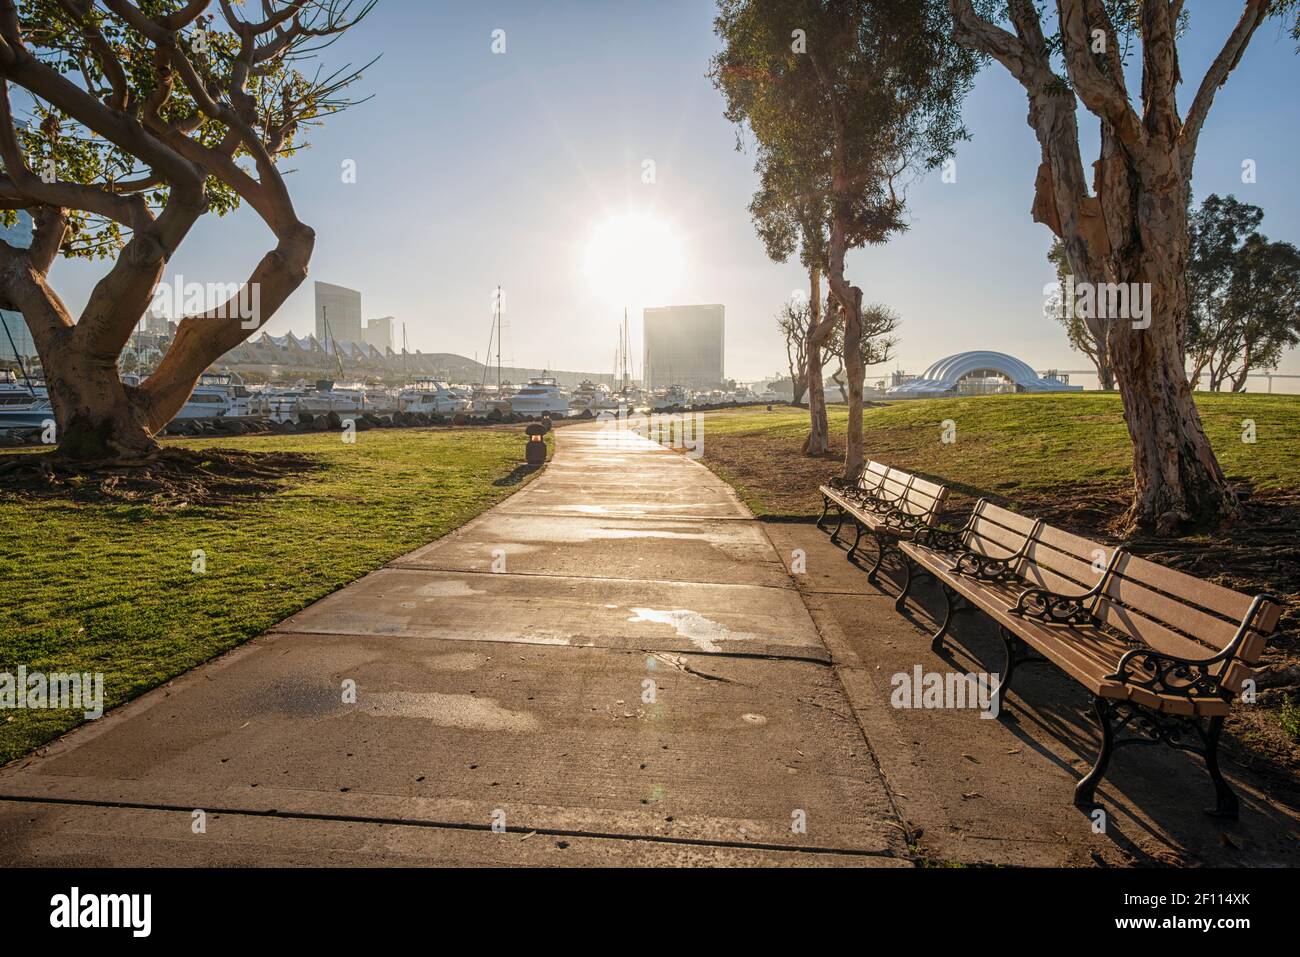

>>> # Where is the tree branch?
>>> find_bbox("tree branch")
[1056,0,1144,145]
[1179,0,1270,180]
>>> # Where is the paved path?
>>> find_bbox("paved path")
[0,422,908,866]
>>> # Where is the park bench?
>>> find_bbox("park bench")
[895,500,1282,818]
[817,461,948,584]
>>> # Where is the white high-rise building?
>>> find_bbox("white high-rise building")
[364,316,394,352]
[314,281,363,347]
[642,304,724,391]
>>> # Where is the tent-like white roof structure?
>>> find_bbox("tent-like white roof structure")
[887,350,1082,397]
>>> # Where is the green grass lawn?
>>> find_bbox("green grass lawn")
[700,392,1300,519]
[0,428,542,763]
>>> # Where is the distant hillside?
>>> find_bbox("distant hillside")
[412,354,621,389]
[207,334,630,387]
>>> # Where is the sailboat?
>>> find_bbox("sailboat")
[472,285,514,414]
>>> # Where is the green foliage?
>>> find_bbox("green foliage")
[1281,694,1300,740]
[1188,194,1300,390]
[711,0,981,252]
[6,0,370,260]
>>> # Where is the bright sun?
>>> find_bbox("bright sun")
[583,211,685,307]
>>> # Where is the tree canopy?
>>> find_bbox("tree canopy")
[0,0,375,460]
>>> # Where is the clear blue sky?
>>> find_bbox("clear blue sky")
[47,1,1300,388]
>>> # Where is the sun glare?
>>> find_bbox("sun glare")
[583,211,685,308]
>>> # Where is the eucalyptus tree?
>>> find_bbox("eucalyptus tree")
[948,0,1290,533]
[775,297,810,406]
[0,0,375,462]
[1188,195,1300,392]
[714,0,978,477]
[748,149,839,453]
[1046,239,1113,388]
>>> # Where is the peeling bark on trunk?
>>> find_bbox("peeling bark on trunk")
[804,267,835,456]
[948,0,1261,534]
[1102,146,1240,534]
[1110,324,1238,535]
[826,204,864,479]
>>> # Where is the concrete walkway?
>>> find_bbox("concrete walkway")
[0,422,909,866]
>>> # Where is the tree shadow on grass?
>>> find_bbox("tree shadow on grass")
[0,446,325,509]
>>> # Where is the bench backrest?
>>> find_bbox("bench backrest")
[872,467,912,509]
[960,500,1039,562]
[1092,552,1282,693]
[858,460,891,496]
[1019,522,1115,600]
[896,472,947,526]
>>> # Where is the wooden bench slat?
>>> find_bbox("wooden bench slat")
[1092,600,1219,663]
[974,501,1038,536]
[1018,554,1102,598]
[968,515,1033,556]
[1257,601,1283,634]
[1111,552,1254,622]
[1237,632,1269,667]
[1021,539,1108,592]
[980,602,1227,717]
[1219,661,1255,696]
[1032,524,1108,562]
[1097,574,1240,653]
[899,544,1237,717]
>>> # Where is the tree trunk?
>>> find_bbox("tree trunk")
[787,332,808,406]
[806,339,828,454]
[950,0,1257,536]
[22,225,314,463]
[43,344,157,461]
[1105,154,1240,534]
[804,266,835,456]
[790,375,808,407]
[1096,357,1115,391]
[825,209,864,478]
[840,287,864,479]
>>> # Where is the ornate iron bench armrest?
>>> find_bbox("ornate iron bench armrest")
[876,508,920,533]
[953,550,1021,584]
[1009,584,1100,626]
[851,492,898,514]
[911,525,964,552]
[1107,647,1230,702]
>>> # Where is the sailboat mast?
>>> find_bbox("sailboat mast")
[621,307,629,392]
[321,304,344,378]
[2,315,35,392]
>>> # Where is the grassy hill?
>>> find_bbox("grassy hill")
[700,392,1299,519]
